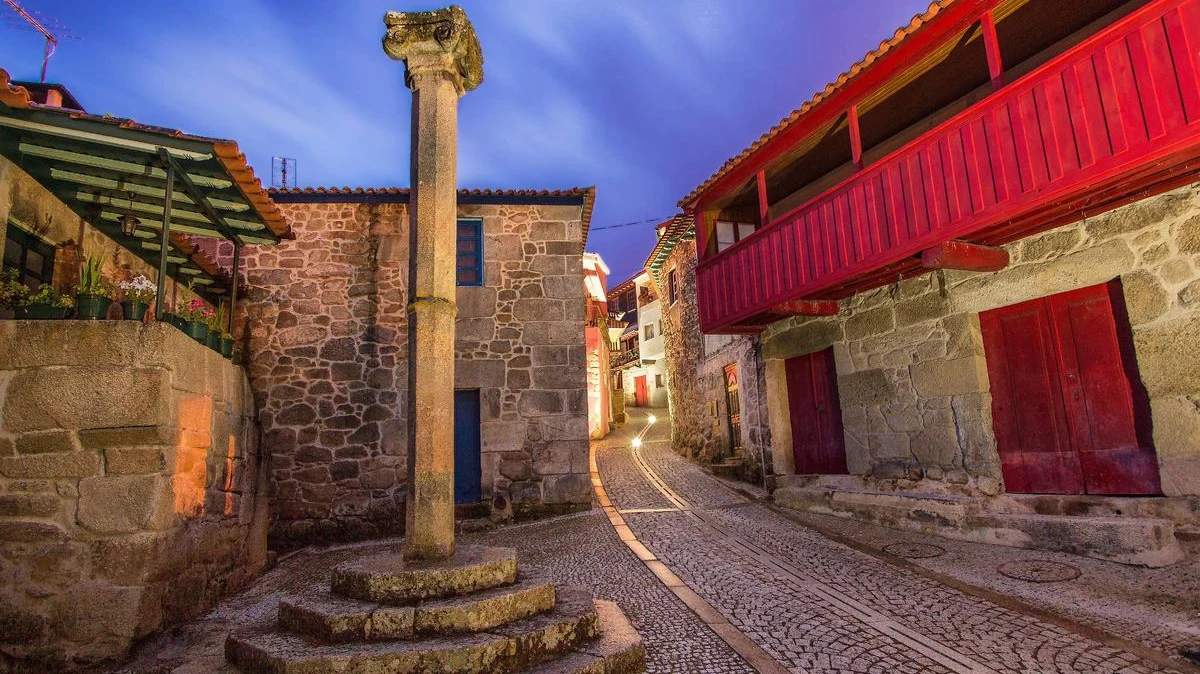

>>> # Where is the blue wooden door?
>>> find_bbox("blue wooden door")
[453,389,482,503]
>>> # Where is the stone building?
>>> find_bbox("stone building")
[227,187,597,547]
[583,252,614,439]
[646,215,772,484]
[677,0,1200,566]
[608,271,669,410]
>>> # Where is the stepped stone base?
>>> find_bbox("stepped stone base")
[333,545,518,603]
[225,545,644,674]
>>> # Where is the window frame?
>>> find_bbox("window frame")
[455,217,484,287]
[667,269,678,305]
[3,220,56,289]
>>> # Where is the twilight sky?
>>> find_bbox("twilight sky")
[1,1,931,283]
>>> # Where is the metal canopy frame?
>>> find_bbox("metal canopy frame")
[0,101,283,311]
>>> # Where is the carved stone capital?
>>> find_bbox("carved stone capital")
[382,5,483,93]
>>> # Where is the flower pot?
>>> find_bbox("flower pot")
[205,330,221,350]
[15,303,71,320]
[182,320,208,343]
[220,336,234,359]
[75,294,112,320]
[121,301,149,321]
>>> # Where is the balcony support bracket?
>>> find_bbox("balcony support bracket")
[920,240,1009,272]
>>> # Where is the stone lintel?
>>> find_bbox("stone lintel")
[383,5,484,93]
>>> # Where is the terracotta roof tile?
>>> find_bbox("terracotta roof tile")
[679,0,958,207]
[644,213,694,274]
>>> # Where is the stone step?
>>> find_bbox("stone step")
[524,601,645,674]
[226,586,599,674]
[278,573,558,642]
[332,544,518,604]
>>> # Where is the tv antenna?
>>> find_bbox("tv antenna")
[271,157,297,189]
[2,0,75,82]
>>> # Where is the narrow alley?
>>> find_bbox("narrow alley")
[113,407,1199,674]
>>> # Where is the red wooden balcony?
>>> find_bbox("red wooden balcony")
[696,0,1200,333]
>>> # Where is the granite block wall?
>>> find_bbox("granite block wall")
[0,322,267,672]
[230,197,591,548]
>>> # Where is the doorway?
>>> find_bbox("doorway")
[634,375,649,407]
[784,348,847,475]
[453,389,482,504]
[979,281,1160,495]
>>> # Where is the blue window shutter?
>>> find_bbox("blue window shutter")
[456,218,484,286]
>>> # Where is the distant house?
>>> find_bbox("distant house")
[583,252,614,439]
[607,269,668,410]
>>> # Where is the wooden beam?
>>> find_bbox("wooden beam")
[848,104,864,170]
[756,170,770,228]
[49,168,250,211]
[163,153,248,245]
[0,116,212,160]
[18,143,233,189]
[773,299,840,317]
[981,10,1004,89]
[920,240,1009,272]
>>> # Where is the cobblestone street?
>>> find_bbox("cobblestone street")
[112,407,1198,674]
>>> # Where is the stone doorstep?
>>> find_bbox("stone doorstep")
[774,485,1185,567]
[332,545,518,603]
[278,573,558,642]
[225,586,601,674]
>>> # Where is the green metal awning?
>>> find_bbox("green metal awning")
[0,71,292,302]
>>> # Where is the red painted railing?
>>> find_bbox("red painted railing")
[697,0,1200,332]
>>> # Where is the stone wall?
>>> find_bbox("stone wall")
[655,239,772,481]
[231,198,591,548]
[0,322,267,671]
[760,182,1200,498]
[0,156,207,316]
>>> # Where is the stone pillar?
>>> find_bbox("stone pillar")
[382,6,483,561]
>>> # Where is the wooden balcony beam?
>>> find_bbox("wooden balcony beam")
[920,240,1009,272]
[772,299,840,317]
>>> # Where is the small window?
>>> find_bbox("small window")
[643,324,655,340]
[655,373,664,387]
[667,269,678,305]
[715,220,757,253]
[456,218,483,286]
[3,222,55,289]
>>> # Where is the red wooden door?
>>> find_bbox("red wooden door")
[981,281,1159,495]
[784,348,848,475]
[634,376,648,407]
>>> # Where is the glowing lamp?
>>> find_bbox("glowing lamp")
[631,437,642,449]
[648,415,657,424]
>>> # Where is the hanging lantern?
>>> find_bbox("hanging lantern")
[118,213,142,237]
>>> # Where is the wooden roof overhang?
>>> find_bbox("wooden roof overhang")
[0,70,291,302]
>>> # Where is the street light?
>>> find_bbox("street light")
[631,437,642,449]
[648,414,657,424]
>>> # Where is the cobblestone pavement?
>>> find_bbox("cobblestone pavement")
[605,407,1197,674]
[106,407,1196,674]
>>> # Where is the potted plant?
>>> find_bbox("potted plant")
[176,298,214,343]
[16,285,73,319]
[0,269,30,318]
[220,331,235,359]
[205,303,228,352]
[74,255,114,320]
[117,275,156,321]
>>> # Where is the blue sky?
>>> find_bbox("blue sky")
[1,1,931,282]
